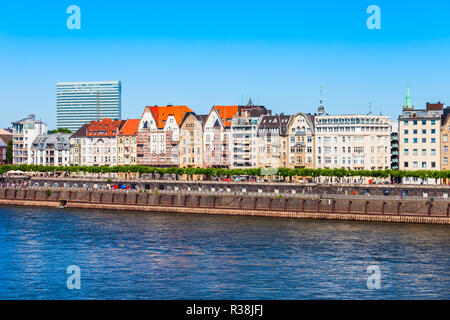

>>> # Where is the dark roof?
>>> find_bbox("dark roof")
[180,112,209,129]
[258,115,291,136]
[70,123,89,138]
[195,114,208,123]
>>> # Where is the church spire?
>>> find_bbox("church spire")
[318,86,325,115]
[404,83,414,110]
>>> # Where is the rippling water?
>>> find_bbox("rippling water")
[0,205,448,299]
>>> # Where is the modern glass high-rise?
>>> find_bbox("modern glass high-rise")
[57,81,121,132]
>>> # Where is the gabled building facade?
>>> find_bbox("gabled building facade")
[179,113,206,168]
[257,114,291,168]
[203,106,239,168]
[81,118,125,166]
[69,123,89,166]
[117,119,140,166]
[137,105,192,167]
[287,113,315,169]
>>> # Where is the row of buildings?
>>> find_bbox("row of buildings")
[9,88,450,183]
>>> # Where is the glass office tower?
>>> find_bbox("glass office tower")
[56,81,121,132]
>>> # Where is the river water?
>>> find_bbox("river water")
[0,205,448,299]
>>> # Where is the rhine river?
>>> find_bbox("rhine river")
[0,205,448,299]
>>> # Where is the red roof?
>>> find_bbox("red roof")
[213,105,239,127]
[145,105,193,129]
[87,119,125,137]
[118,119,140,136]
[426,102,445,111]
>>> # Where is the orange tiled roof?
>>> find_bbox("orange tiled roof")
[148,105,193,129]
[213,105,239,127]
[118,119,140,136]
[87,118,125,137]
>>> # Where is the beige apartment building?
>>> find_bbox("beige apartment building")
[117,119,140,166]
[315,114,392,171]
[257,114,291,168]
[179,113,206,168]
[287,113,315,169]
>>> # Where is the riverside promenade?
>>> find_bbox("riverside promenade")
[0,184,449,225]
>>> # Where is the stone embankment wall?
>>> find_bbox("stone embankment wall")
[0,188,449,225]
[3,176,450,198]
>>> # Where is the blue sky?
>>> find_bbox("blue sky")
[0,0,449,129]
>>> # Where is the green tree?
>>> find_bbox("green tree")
[48,128,72,134]
[6,140,13,164]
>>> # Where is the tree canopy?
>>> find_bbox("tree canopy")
[48,128,72,134]
[0,164,449,180]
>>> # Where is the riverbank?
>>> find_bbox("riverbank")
[1,187,449,225]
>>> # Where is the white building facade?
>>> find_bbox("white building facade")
[314,114,392,170]
[11,114,48,165]
[31,133,71,166]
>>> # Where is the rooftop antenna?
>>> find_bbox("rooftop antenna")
[368,102,373,115]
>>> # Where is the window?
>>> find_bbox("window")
[404,161,408,168]
[431,120,436,125]
[413,120,417,125]
[404,138,409,143]
[422,138,426,143]
[421,162,426,168]
[413,161,418,168]
[444,135,448,143]
[431,129,435,134]
[422,129,426,134]
[431,162,436,168]
[404,129,409,134]
[444,146,448,153]
[413,129,418,134]
[422,120,426,125]
[431,149,436,155]
[404,149,409,155]
[413,149,418,155]
[413,138,418,143]
[422,149,426,155]
[431,138,436,143]
[444,157,448,165]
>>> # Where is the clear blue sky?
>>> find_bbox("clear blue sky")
[1,0,449,129]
